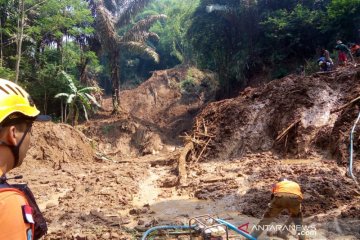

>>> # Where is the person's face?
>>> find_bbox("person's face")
[16,122,32,167]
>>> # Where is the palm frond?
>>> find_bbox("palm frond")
[120,41,159,62]
[95,3,120,48]
[103,0,118,14]
[67,94,76,104]
[116,0,152,27]
[147,32,160,42]
[78,86,100,93]
[61,71,77,93]
[121,14,166,42]
[78,92,91,107]
[82,104,89,121]
[55,93,70,98]
[85,93,101,107]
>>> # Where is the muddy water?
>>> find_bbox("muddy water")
[129,163,357,240]
[133,169,161,206]
[130,166,259,233]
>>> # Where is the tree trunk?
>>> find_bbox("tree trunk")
[15,0,25,83]
[43,90,47,114]
[0,18,3,67]
[110,50,120,114]
[61,99,64,123]
[64,103,68,123]
[74,104,79,126]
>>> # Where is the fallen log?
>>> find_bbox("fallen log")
[200,177,235,183]
[178,142,194,185]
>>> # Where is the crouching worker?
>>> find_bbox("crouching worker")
[318,57,333,72]
[250,178,305,240]
[0,79,50,239]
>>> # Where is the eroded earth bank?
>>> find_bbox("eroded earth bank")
[11,66,360,239]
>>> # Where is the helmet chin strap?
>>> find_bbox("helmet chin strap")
[0,126,31,168]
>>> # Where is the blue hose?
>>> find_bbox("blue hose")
[141,220,257,240]
[141,225,194,240]
[216,219,257,240]
[349,111,360,184]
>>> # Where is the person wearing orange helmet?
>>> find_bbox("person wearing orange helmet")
[251,178,305,240]
[0,78,50,240]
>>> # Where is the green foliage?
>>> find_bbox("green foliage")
[261,4,325,60]
[0,0,98,120]
[180,77,196,94]
[304,59,319,76]
[55,71,100,125]
[143,0,200,67]
[326,0,360,40]
[28,0,94,41]
[186,0,360,96]
[0,66,15,80]
[101,124,115,135]
[179,67,219,99]
[1,0,359,117]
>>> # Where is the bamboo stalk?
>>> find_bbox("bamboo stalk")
[275,120,300,142]
[193,132,215,138]
[195,138,211,163]
[331,95,360,114]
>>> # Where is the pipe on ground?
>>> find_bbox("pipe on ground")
[349,110,360,185]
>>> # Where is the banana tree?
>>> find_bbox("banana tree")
[55,71,100,126]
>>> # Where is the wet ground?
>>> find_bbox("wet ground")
[9,149,359,240]
[6,65,360,239]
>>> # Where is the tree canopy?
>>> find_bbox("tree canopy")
[0,0,359,120]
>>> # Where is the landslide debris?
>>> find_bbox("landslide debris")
[9,65,360,240]
[27,122,94,166]
[189,65,360,163]
[82,66,218,158]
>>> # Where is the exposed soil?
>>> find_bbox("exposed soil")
[6,65,360,239]
[192,65,360,163]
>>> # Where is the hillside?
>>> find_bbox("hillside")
[9,65,360,240]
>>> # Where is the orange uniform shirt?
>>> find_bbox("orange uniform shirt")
[0,188,34,240]
[272,180,303,199]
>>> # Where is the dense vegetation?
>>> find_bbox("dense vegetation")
[0,0,359,120]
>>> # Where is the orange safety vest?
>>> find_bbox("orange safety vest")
[0,188,34,240]
[272,180,303,199]
[351,45,360,55]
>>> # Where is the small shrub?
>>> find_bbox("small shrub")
[180,77,196,94]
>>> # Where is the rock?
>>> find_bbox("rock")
[74,234,87,240]
[46,202,57,209]
[129,208,148,215]
[111,232,120,239]
[101,232,110,239]
[159,176,178,188]
[86,234,97,240]
[138,219,145,225]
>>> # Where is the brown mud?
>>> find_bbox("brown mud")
[7,65,360,239]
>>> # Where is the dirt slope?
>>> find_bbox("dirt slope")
[7,65,360,240]
[81,66,218,158]
[27,122,94,165]
[192,65,360,163]
[119,66,218,140]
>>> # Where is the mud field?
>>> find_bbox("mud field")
[8,65,360,239]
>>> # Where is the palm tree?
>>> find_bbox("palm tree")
[91,0,165,114]
[55,71,100,126]
[120,14,166,62]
